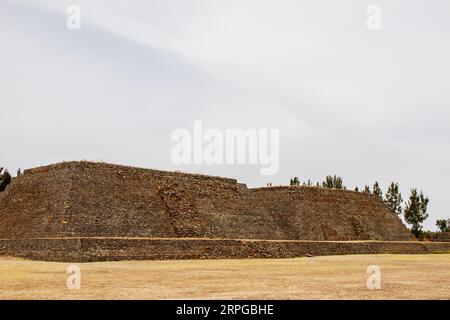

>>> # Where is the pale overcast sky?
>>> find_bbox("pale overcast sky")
[1,0,449,230]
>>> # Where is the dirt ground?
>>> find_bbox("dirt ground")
[0,254,449,299]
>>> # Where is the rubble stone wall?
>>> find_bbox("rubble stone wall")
[0,238,448,262]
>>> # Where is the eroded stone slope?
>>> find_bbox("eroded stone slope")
[0,161,414,241]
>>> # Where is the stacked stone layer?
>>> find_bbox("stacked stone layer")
[0,238,448,262]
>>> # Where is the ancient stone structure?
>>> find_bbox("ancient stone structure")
[1,161,447,262]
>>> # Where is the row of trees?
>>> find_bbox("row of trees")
[290,175,345,189]
[289,175,435,238]
[362,182,432,238]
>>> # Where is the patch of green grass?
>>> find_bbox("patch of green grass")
[431,250,450,254]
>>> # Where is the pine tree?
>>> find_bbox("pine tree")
[335,176,344,189]
[404,189,429,238]
[384,182,403,215]
[436,219,450,232]
[363,185,371,194]
[290,177,300,186]
[322,175,345,189]
[322,175,334,188]
[0,168,12,192]
[372,181,383,199]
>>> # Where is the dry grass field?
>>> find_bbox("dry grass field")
[0,254,449,299]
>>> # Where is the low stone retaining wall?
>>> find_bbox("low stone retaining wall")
[0,238,449,262]
[434,232,450,242]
